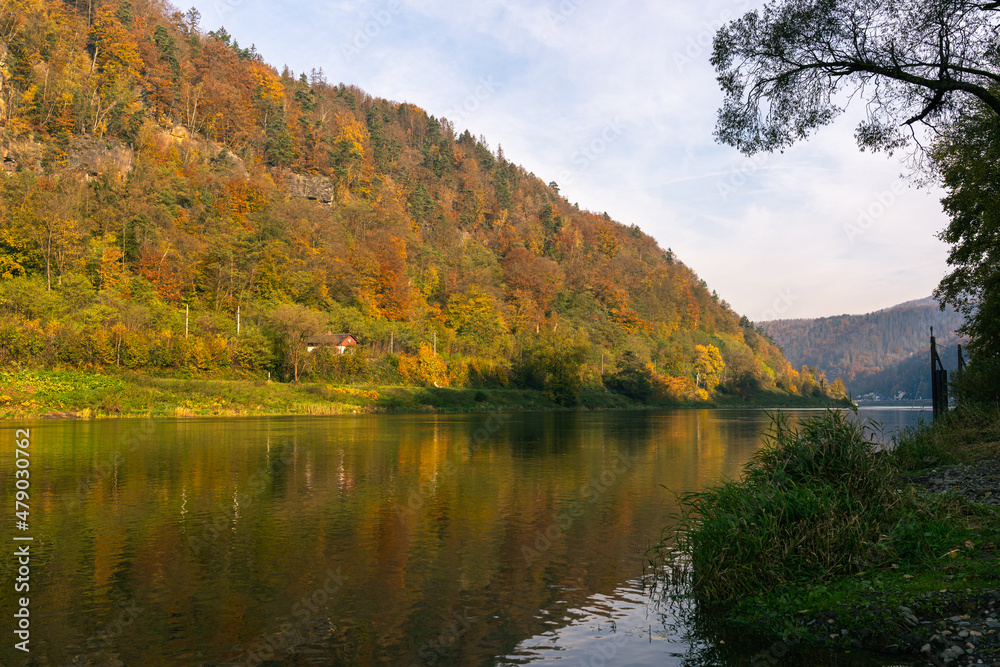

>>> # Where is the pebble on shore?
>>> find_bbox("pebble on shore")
[789,592,1000,666]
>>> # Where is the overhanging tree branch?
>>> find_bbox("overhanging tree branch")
[711,0,1000,155]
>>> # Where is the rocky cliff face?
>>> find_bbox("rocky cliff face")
[0,41,10,128]
[0,46,6,124]
[149,125,248,178]
[66,136,135,176]
[0,137,42,174]
[0,134,135,177]
[1,115,334,204]
[279,170,337,204]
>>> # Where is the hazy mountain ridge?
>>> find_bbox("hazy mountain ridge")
[761,298,966,399]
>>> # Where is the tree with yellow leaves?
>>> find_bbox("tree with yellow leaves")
[694,344,724,392]
[445,287,508,353]
[329,113,366,196]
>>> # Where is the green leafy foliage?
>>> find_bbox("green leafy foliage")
[712,0,1000,156]
[715,1,1000,406]
[654,406,1000,616]
[514,332,588,406]
[602,351,653,402]
[933,98,1000,404]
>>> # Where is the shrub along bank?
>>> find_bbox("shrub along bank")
[0,368,846,419]
[0,369,620,418]
[652,405,1000,665]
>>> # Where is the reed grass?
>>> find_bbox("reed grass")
[891,402,1000,470]
[653,407,1000,614]
[654,410,906,603]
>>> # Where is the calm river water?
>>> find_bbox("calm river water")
[0,407,930,666]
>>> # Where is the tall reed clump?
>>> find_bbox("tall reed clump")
[656,410,906,604]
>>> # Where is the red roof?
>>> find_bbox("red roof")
[306,333,357,347]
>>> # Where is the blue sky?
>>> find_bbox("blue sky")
[190,0,951,321]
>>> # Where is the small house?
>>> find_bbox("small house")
[306,333,358,354]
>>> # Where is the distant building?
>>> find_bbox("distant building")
[306,333,358,354]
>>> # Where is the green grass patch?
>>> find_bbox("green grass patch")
[710,390,853,409]
[728,495,1000,642]
[891,402,1000,470]
[653,411,906,603]
[651,406,1000,646]
[0,368,851,420]
[0,370,587,417]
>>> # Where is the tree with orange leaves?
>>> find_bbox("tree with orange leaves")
[87,3,143,136]
[372,234,410,321]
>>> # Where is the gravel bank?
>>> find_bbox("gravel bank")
[898,460,1000,665]
[908,459,1000,508]
[797,591,1000,666]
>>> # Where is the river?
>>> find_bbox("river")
[0,407,931,666]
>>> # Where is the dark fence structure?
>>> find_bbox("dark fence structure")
[931,328,965,420]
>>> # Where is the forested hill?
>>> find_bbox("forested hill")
[760,298,967,400]
[0,0,836,404]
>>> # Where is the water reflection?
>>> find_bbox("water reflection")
[502,575,921,666]
[0,408,927,666]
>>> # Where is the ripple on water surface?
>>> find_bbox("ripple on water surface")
[498,578,923,666]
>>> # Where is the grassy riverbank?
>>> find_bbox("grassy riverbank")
[0,369,846,419]
[0,369,572,418]
[652,405,1000,662]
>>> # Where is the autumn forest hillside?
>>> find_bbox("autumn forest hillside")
[0,0,841,406]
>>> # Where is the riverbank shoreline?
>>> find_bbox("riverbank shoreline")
[728,488,1000,666]
[675,406,1000,667]
[735,586,1000,665]
[0,368,848,420]
[727,468,1000,666]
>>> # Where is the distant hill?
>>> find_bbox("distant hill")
[760,298,967,400]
